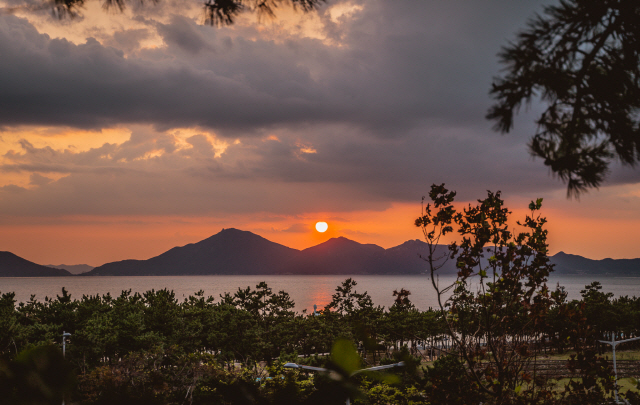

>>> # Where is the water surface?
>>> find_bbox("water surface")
[0,274,637,313]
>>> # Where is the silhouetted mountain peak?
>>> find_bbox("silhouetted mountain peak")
[73,229,640,277]
[302,236,385,255]
[88,228,299,276]
[214,227,249,237]
[0,252,71,277]
[323,236,357,244]
[195,228,293,248]
[387,239,428,251]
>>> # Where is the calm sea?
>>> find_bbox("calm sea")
[0,275,638,313]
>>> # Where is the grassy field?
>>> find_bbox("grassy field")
[539,348,640,361]
[549,377,639,395]
[419,348,640,364]
[419,348,640,396]
[550,348,640,396]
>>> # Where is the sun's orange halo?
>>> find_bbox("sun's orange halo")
[315,222,328,233]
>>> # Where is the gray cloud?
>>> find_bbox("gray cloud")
[4,0,637,221]
[155,14,211,55]
[0,2,548,136]
[108,28,151,53]
[28,172,53,186]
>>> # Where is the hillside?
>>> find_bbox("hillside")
[550,252,640,275]
[86,230,458,276]
[87,228,300,276]
[47,264,94,275]
[8,229,639,277]
[0,252,71,277]
[287,236,389,274]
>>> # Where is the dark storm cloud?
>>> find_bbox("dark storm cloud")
[0,1,549,136]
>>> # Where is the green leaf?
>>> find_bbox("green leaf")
[331,339,361,375]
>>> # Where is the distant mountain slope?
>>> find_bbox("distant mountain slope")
[287,238,458,275]
[550,252,640,275]
[86,230,457,276]
[385,239,458,274]
[86,228,300,276]
[81,229,640,276]
[287,237,388,274]
[0,252,71,277]
[46,264,94,275]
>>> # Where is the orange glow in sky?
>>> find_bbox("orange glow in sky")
[0,197,638,266]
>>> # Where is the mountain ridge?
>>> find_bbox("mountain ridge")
[84,230,640,276]
[85,229,440,276]
[46,264,94,275]
[2,229,639,277]
[87,228,300,276]
[550,251,640,275]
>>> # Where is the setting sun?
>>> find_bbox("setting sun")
[315,222,328,233]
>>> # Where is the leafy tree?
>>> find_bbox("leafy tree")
[218,282,299,366]
[324,278,384,361]
[415,183,625,404]
[0,292,20,356]
[179,289,218,355]
[415,184,567,403]
[423,354,483,405]
[324,278,373,318]
[487,0,640,196]
[557,302,615,404]
[142,288,183,345]
[379,289,426,357]
[612,294,640,342]
[579,281,617,351]
[109,289,160,357]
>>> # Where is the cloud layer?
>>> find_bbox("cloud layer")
[1,1,548,136]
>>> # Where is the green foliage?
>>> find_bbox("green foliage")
[330,339,362,375]
[0,345,75,405]
[424,355,483,405]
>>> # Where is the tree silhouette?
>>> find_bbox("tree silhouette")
[487,0,640,197]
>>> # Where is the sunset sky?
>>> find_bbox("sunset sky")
[0,0,639,266]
